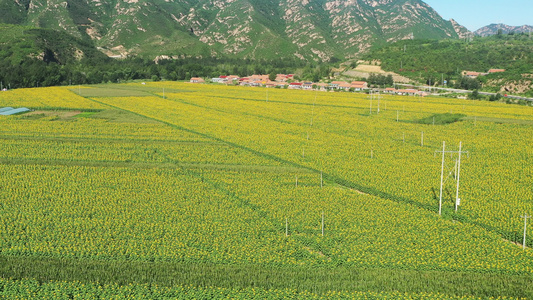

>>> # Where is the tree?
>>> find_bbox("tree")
[269,73,276,81]
[469,90,480,100]
[311,72,320,83]
[455,76,481,90]
[489,93,502,101]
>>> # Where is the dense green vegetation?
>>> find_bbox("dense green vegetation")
[363,33,533,96]
[0,23,331,89]
[416,113,466,125]
[0,24,106,65]
[2,256,532,298]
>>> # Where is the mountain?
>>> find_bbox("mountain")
[450,18,471,39]
[475,24,533,37]
[0,23,108,65]
[0,0,462,61]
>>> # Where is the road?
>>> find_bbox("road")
[395,84,533,102]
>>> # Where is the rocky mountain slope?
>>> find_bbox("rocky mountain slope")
[450,18,471,39]
[0,0,462,61]
[475,24,533,37]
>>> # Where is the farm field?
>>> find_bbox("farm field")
[0,83,532,298]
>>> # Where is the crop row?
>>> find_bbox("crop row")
[98,83,532,245]
[1,163,532,274]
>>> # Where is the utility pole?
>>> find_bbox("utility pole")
[454,142,464,212]
[522,214,531,250]
[377,92,382,113]
[438,141,446,216]
[435,142,469,215]
[321,212,324,236]
[369,90,373,115]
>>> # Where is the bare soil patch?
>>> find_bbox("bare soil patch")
[343,64,411,83]
[25,110,82,120]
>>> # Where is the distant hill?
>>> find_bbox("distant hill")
[475,24,533,37]
[362,33,533,96]
[0,0,463,61]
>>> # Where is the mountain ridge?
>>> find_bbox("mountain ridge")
[475,23,533,37]
[0,0,463,61]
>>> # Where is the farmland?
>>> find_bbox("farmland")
[0,83,532,298]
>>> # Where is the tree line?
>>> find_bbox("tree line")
[0,53,332,89]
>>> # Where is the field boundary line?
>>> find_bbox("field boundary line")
[85,94,522,244]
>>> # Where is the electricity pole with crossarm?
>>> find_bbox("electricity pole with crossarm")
[435,142,469,215]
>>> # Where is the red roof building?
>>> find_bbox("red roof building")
[488,69,505,73]
[190,77,205,83]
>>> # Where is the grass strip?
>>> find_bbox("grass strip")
[0,255,531,298]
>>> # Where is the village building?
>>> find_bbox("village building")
[338,82,352,91]
[315,83,330,91]
[289,82,303,89]
[190,77,205,83]
[397,89,419,96]
[276,74,294,82]
[329,81,345,89]
[488,69,506,74]
[302,82,314,90]
[351,81,368,91]
[463,71,483,79]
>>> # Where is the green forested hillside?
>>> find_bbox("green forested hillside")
[0,23,106,65]
[363,33,533,95]
[0,23,327,89]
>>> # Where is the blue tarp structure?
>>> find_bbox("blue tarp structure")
[0,107,14,113]
[0,107,30,115]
